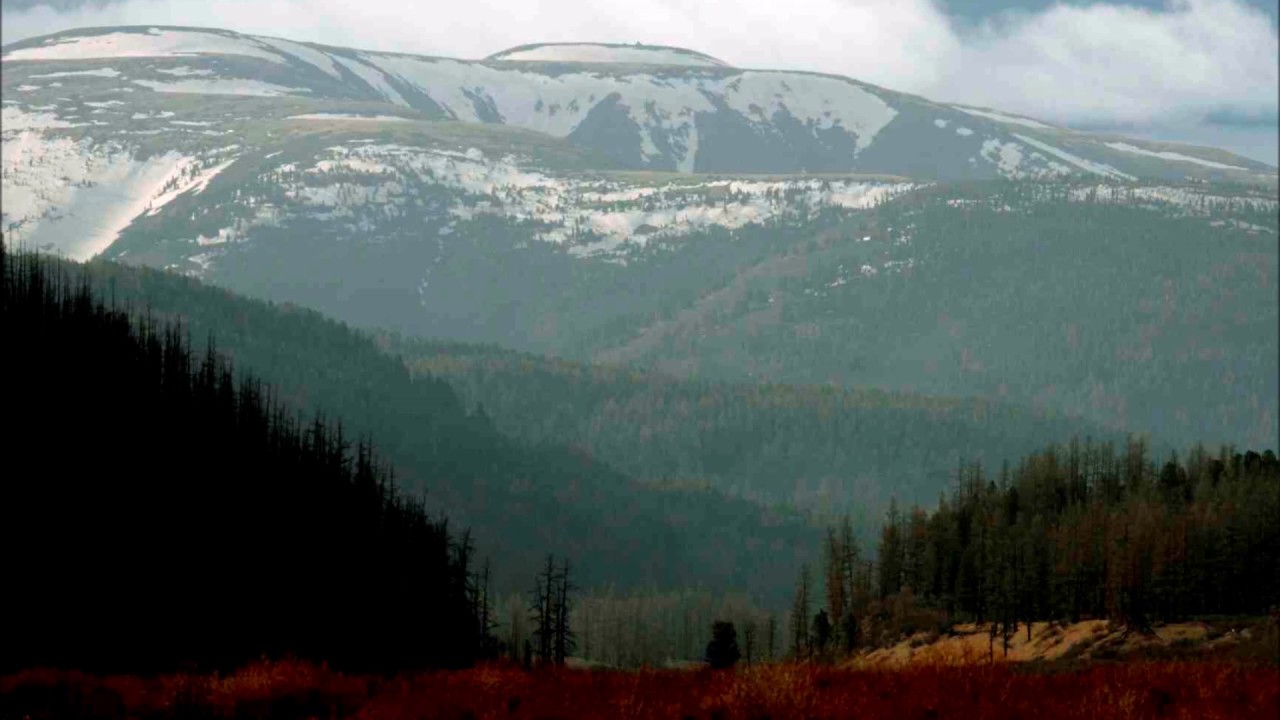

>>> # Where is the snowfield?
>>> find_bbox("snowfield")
[2,26,1276,267]
[2,104,241,259]
[3,26,1272,185]
[3,28,898,173]
[489,43,730,68]
[2,28,288,64]
[346,55,897,171]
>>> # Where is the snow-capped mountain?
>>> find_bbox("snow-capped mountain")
[2,25,1277,450]
[3,26,1275,262]
[5,27,1275,173]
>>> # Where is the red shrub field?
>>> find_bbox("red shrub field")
[3,659,1277,720]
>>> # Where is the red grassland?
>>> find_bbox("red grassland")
[3,659,1277,719]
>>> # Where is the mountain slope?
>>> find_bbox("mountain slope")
[2,25,1273,243]
[31,250,822,604]
[390,335,1123,518]
[1,242,484,673]
[2,25,1276,502]
[577,182,1278,449]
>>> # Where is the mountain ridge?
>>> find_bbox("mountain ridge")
[2,24,1276,455]
[4,25,1274,182]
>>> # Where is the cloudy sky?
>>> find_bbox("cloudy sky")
[2,0,1276,165]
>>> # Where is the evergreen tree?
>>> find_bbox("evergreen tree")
[790,563,813,659]
[704,621,741,669]
[811,609,832,657]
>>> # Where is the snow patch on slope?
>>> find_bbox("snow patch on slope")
[3,140,182,259]
[133,78,309,97]
[331,55,410,106]
[1,106,76,130]
[28,67,122,78]
[288,113,413,122]
[2,106,241,259]
[981,139,1024,176]
[956,107,1056,130]
[143,156,237,215]
[1013,134,1135,180]
[154,66,214,77]
[253,36,344,79]
[720,72,897,151]
[1066,184,1279,213]
[1103,142,1249,171]
[284,143,916,260]
[358,56,896,166]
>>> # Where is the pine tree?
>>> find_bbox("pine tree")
[811,609,832,657]
[824,528,847,647]
[791,563,812,659]
[878,499,904,599]
[765,613,777,662]
[704,621,741,669]
[553,558,576,665]
[530,555,556,665]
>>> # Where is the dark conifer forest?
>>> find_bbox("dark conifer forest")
[1,240,488,673]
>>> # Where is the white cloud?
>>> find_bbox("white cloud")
[945,0,1277,127]
[2,0,1275,162]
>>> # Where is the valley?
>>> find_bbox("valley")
[1,16,1277,711]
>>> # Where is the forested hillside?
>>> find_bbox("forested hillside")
[20,247,821,603]
[587,183,1279,451]
[0,241,485,673]
[795,437,1280,657]
[394,337,1120,515]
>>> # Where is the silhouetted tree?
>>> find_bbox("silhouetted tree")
[704,621,741,669]
[811,609,832,656]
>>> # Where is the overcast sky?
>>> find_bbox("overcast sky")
[2,0,1276,165]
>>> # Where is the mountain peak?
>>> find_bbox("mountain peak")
[486,42,731,68]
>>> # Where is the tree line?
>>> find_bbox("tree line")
[789,437,1280,658]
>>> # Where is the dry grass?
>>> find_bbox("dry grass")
[2,657,1276,719]
[851,620,1266,669]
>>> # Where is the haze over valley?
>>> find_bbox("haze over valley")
[2,7,1277,714]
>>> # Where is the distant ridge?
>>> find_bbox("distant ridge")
[486,41,732,68]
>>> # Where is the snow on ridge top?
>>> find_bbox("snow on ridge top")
[487,43,731,68]
[954,106,1057,131]
[2,27,286,64]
